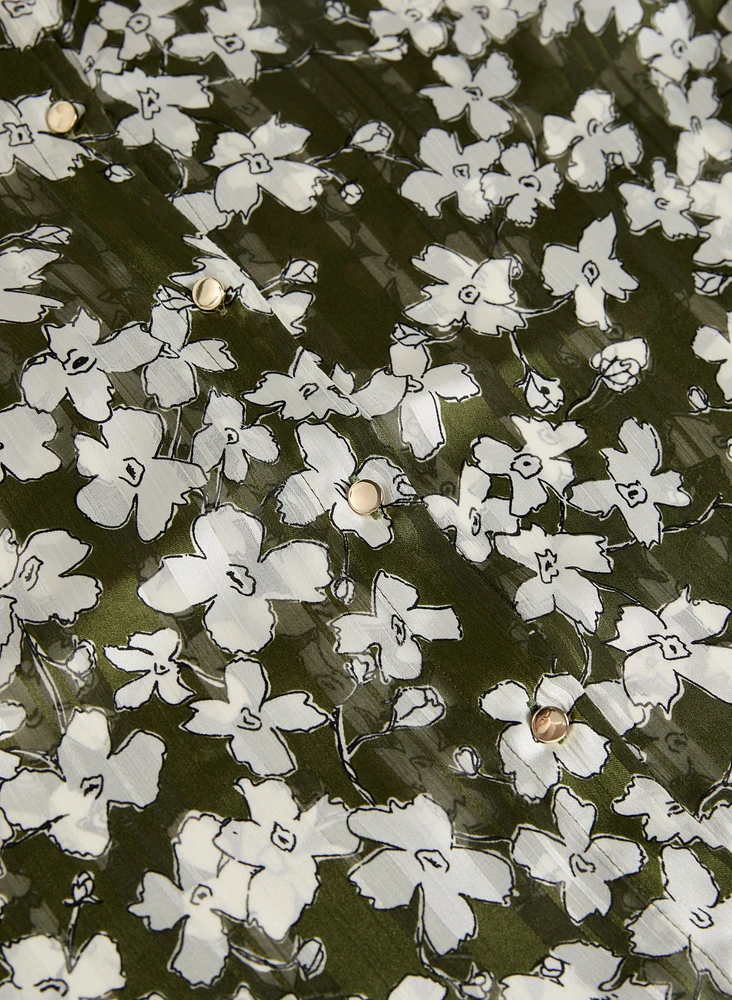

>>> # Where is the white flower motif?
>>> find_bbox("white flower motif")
[0,91,91,180]
[473,416,586,516]
[0,244,61,322]
[105,628,194,710]
[276,422,414,548]
[138,293,235,408]
[662,77,732,185]
[75,407,206,541]
[348,794,513,954]
[331,570,461,681]
[512,785,645,922]
[637,1,719,83]
[97,0,178,61]
[215,777,359,939]
[169,0,285,83]
[138,504,332,654]
[100,68,212,158]
[614,775,732,854]
[480,674,610,799]
[446,0,529,55]
[424,462,518,562]
[690,173,732,266]
[130,812,252,986]
[0,708,165,856]
[693,313,732,400]
[0,934,125,1000]
[368,0,447,55]
[495,526,612,632]
[619,159,696,240]
[0,405,59,482]
[579,0,643,38]
[0,0,60,48]
[419,52,518,140]
[183,657,327,775]
[191,390,278,482]
[570,419,690,546]
[610,588,732,714]
[590,338,648,391]
[404,244,525,336]
[388,338,480,459]
[400,129,498,222]
[65,22,122,86]
[520,369,564,414]
[388,978,446,1000]
[480,142,561,225]
[721,0,732,60]
[208,117,328,222]
[499,940,670,1000]
[627,847,732,996]
[542,214,638,330]
[244,347,359,420]
[543,89,642,191]
[21,308,161,421]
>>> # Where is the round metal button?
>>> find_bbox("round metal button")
[347,480,383,515]
[192,276,225,311]
[530,706,569,744]
[46,100,83,134]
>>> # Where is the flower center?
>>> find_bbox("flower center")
[536,549,559,584]
[615,481,648,507]
[300,382,318,399]
[458,284,480,304]
[463,85,483,100]
[582,260,600,286]
[18,555,41,590]
[34,981,68,996]
[473,4,490,19]
[569,852,596,877]
[271,822,297,852]
[671,38,687,58]
[3,122,33,146]
[690,115,702,135]
[453,162,471,179]
[214,32,245,52]
[690,908,713,929]
[225,427,240,444]
[587,118,602,137]
[654,196,670,211]
[416,848,449,873]
[139,87,161,120]
[127,12,150,32]
[63,348,96,375]
[242,152,273,175]
[153,659,171,675]
[189,883,213,906]
[519,174,540,190]
[237,706,262,730]
[391,613,407,646]
[404,6,423,19]
[120,457,145,487]
[80,774,104,799]
[510,453,542,479]
[649,633,691,660]
[469,506,482,536]
[226,566,256,596]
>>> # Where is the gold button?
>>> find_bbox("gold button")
[530,706,569,743]
[347,480,383,515]
[45,100,83,134]
[192,277,225,311]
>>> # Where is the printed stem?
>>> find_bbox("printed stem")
[342,532,350,578]
[371,151,419,169]
[508,329,531,377]
[27,636,68,732]
[566,376,602,419]
[502,98,538,149]
[66,905,80,955]
[230,942,298,973]
[307,145,352,166]
[332,705,375,805]
[518,292,572,319]
[346,719,394,755]
[259,45,368,75]
[168,406,183,457]
[185,661,226,689]
[575,622,592,684]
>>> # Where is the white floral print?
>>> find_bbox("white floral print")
[419,52,518,140]
[0,92,91,180]
[105,627,193,709]
[191,389,278,480]
[481,142,561,225]
[0,243,61,322]
[0,934,125,1000]
[348,794,512,954]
